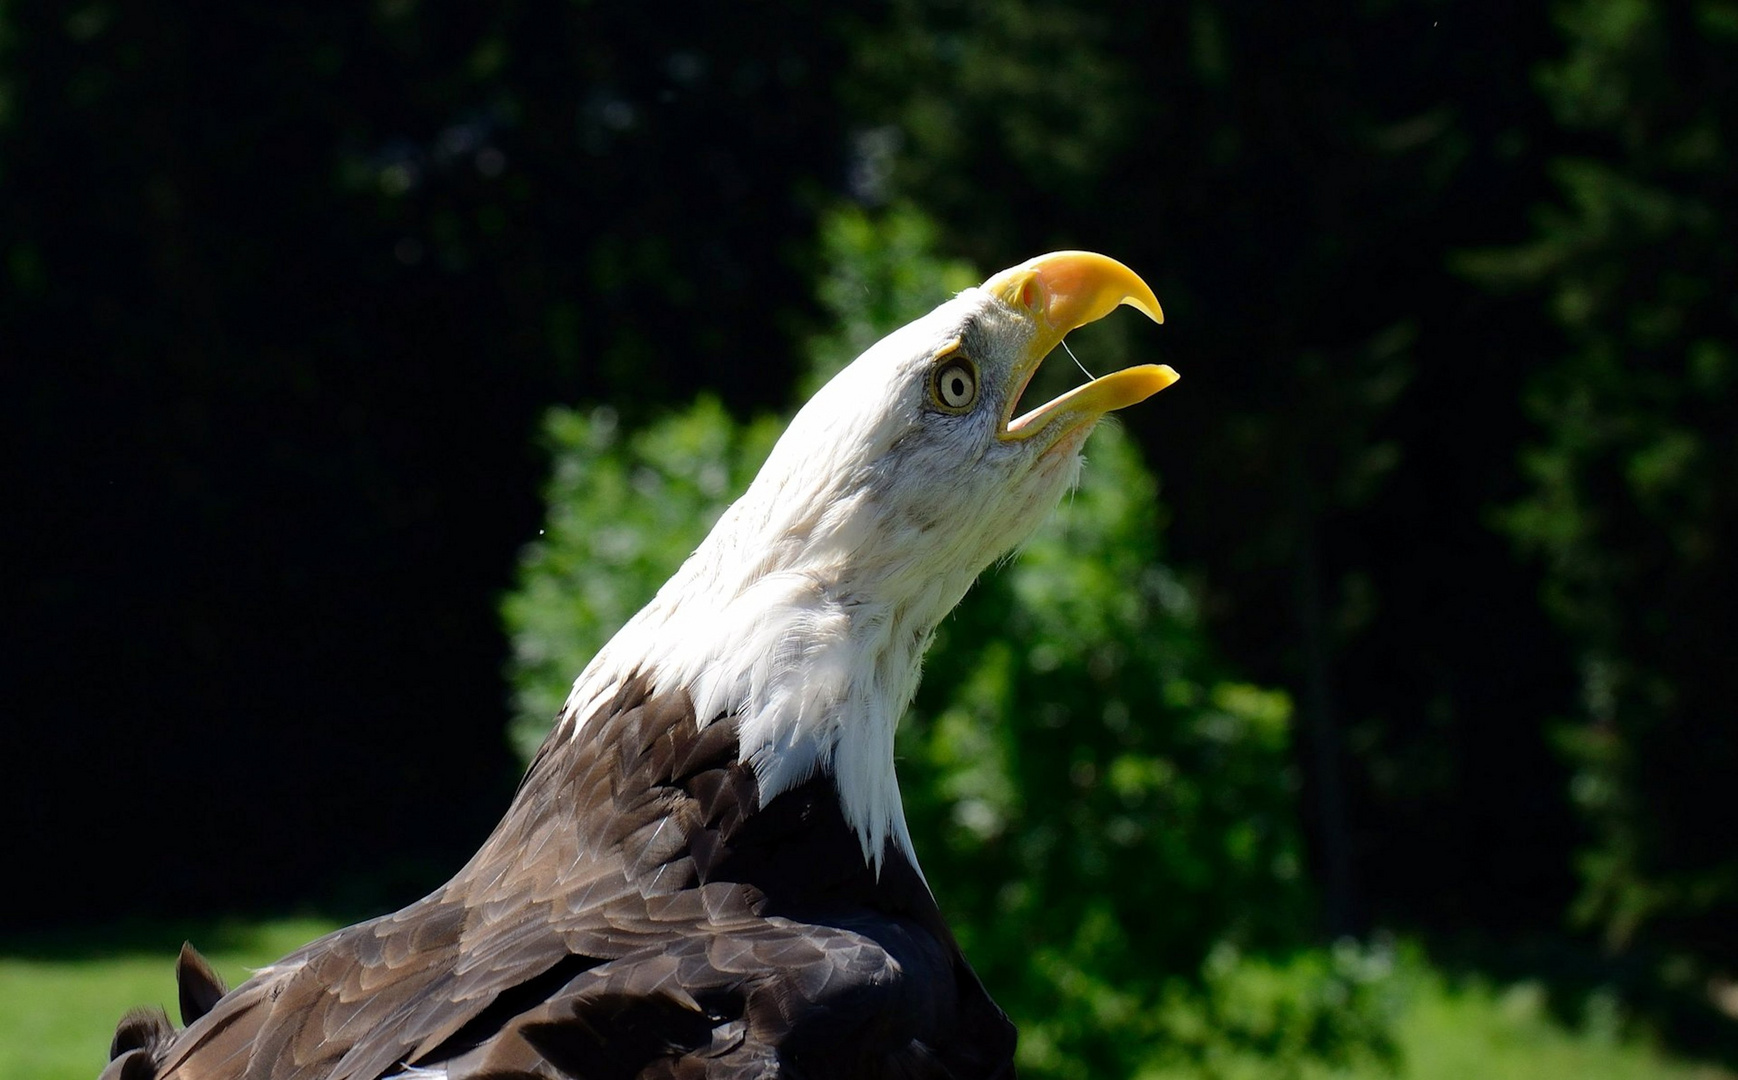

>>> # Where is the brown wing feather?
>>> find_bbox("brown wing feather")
[176,945,228,1027]
[149,680,672,1080]
[118,674,1013,1080]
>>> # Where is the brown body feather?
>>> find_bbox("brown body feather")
[102,676,1015,1080]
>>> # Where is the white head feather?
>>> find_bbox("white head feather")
[558,253,1173,875]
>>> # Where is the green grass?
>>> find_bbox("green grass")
[1367,962,1732,1080]
[0,918,338,1080]
[2,921,1730,1080]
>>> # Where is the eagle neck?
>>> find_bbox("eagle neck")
[557,404,993,880]
[559,554,970,880]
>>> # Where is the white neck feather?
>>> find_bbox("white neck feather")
[554,372,989,877]
[554,291,1067,879]
[557,539,977,876]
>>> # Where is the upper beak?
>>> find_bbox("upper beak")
[982,251,1178,441]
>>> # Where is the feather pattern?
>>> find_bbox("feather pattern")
[106,675,1014,1080]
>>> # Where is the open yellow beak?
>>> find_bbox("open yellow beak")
[982,251,1177,442]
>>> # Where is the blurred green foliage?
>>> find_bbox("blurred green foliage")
[892,422,1396,1078]
[506,207,1397,1078]
[1460,0,1738,971]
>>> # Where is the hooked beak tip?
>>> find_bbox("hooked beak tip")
[983,250,1164,334]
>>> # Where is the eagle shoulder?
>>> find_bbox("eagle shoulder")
[111,676,1013,1080]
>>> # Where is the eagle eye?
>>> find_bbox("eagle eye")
[930,357,978,413]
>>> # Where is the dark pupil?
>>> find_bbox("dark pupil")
[946,371,967,401]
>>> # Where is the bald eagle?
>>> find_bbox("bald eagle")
[102,252,1174,1080]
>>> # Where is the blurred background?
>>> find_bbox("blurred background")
[4,1,1736,1077]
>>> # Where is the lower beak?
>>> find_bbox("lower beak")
[982,251,1178,442]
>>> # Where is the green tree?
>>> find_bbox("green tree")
[1463,0,1738,968]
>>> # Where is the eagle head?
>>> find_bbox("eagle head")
[565,251,1175,871]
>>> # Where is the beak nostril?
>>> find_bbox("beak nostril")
[1020,280,1037,311]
